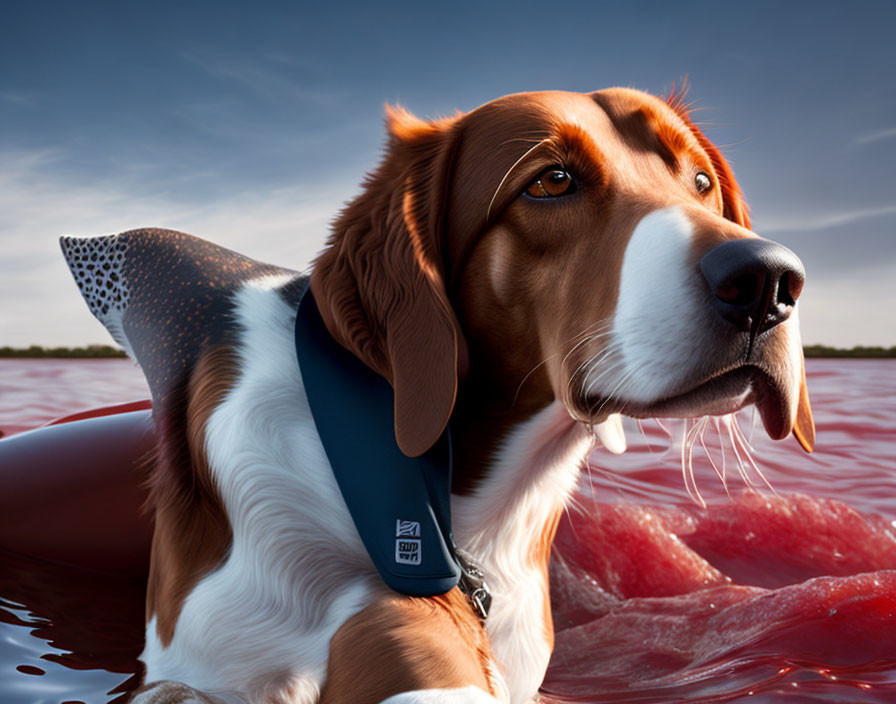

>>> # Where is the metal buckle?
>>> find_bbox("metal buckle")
[456,549,492,621]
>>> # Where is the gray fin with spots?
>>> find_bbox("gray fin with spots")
[60,229,300,406]
[60,234,134,358]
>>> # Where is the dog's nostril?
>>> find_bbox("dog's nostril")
[700,238,806,338]
[778,270,802,307]
[717,273,760,306]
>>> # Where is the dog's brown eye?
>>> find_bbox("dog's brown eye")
[526,169,574,198]
[695,171,712,194]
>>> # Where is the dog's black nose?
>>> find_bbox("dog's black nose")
[700,238,805,334]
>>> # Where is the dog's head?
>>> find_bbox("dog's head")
[312,88,814,458]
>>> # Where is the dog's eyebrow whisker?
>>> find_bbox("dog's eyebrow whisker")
[486,138,554,222]
[498,135,556,148]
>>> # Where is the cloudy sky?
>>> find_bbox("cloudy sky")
[2,0,894,347]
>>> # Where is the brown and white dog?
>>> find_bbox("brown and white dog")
[63,87,814,704]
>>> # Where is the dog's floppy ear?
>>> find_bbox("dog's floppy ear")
[311,106,463,457]
[792,362,815,452]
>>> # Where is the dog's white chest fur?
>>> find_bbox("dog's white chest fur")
[453,408,592,703]
[141,276,591,704]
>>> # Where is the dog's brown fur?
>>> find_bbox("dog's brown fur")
[146,347,237,645]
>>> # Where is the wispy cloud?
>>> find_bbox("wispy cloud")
[853,126,896,146]
[0,147,348,347]
[755,204,896,233]
[181,50,337,107]
[0,91,35,108]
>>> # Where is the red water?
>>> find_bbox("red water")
[1,358,895,703]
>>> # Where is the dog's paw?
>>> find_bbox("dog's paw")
[130,680,222,704]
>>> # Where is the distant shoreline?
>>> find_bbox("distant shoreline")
[0,345,128,358]
[1,344,895,359]
[802,345,896,358]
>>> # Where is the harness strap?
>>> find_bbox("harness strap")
[295,287,490,619]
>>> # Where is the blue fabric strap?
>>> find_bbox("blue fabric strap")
[294,288,461,597]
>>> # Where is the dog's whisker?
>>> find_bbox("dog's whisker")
[576,358,616,408]
[581,434,601,508]
[564,485,587,518]
[509,352,559,410]
[637,419,654,453]
[654,418,673,439]
[561,332,605,376]
[590,367,636,418]
[731,413,757,455]
[724,414,755,490]
[584,461,630,498]
[570,343,620,401]
[580,344,624,394]
[731,414,777,495]
[716,417,728,488]
[560,320,611,346]
[510,323,615,412]
[679,420,697,506]
[561,327,616,374]
[581,360,621,408]
[699,419,730,498]
[680,418,707,508]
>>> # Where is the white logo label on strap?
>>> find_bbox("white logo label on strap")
[396,519,421,537]
[395,519,422,565]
